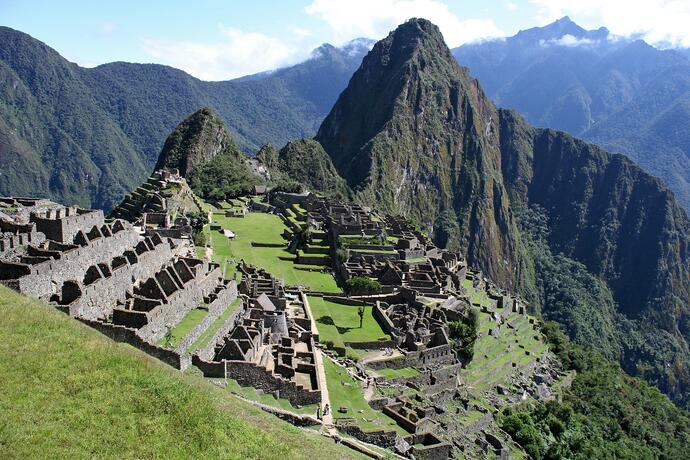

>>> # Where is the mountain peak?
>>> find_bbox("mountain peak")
[154,107,241,177]
[316,19,520,287]
[513,15,610,44]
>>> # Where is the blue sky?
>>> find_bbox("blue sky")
[2,0,689,80]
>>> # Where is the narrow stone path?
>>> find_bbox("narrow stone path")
[314,348,335,435]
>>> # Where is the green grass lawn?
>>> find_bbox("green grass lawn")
[323,358,406,434]
[161,308,208,348]
[189,298,243,353]
[0,286,362,459]
[308,297,390,346]
[374,367,421,379]
[208,212,340,293]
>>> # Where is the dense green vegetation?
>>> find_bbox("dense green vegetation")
[188,152,260,200]
[258,139,350,197]
[499,322,690,459]
[345,276,382,295]
[0,26,370,210]
[155,107,262,201]
[448,308,479,362]
[0,286,360,459]
[503,116,690,407]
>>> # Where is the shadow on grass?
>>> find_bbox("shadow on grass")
[316,315,360,333]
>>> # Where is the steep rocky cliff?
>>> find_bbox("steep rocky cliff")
[316,18,522,288]
[500,109,690,403]
[316,18,690,407]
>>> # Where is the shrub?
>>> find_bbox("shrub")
[345,277,381,295]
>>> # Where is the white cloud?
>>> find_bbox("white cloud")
[506,2,518,12]
[305,0,504,47]
[140,26,309,80]
[530,0,690,47]
[540,34,596,47]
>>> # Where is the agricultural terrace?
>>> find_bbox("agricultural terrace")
[205,211,340,293]
[459,275,549,392]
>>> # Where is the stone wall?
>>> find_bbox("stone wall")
[334,420,398,448]
[78,318,190,370]
[62,237,178,319]
[136,263,224,344]
[4,223,143,301]
[223,360,321,407]
[404,433,452,460]
[196,297,248,361]
[193,355,321,407]
[31,208,104,243]
[0,230,45,255]
[175,281,238,354]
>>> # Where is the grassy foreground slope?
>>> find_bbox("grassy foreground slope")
[0,286,360,459]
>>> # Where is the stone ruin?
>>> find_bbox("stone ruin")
[192,262,322,407]
[0,195,237,370]
[110,169,195,240]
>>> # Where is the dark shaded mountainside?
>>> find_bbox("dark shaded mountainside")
[454,16,690,211]
[0,25,371,210]
[314,19,690,407]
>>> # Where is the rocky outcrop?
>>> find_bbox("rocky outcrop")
[155,107,241,177]
[260,139,350,197]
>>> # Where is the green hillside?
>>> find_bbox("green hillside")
[0,26,370,210]
[0,286,360,459]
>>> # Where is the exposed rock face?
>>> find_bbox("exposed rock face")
[155,107,241,177]
[500,109,690,319]
[316,18,690,406]
[316,18,522,288]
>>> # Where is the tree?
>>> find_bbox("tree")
[357,306,365,328]
[345,277,381,295]
[448,308,479,362]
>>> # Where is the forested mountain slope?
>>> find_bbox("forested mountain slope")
[453,16,690,210]
[0,25,371,209]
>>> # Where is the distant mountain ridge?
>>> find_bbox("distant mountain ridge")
[453,16,690,210]
[0,25,371,209]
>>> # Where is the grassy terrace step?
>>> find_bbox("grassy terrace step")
[324,358,405,434]
[0,286,362,459]
[160,308,209,349]
[207,211,340,292]
[374,367,420,380]
[225,379,319,416]
[308,297,390,353]
[189,298,243,353]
